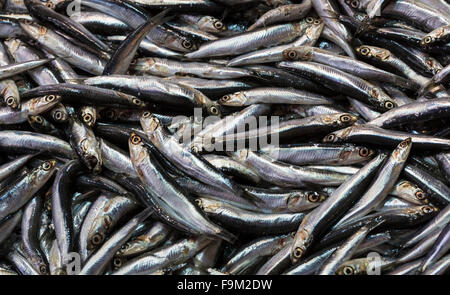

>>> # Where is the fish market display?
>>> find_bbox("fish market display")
[0,0,449,276]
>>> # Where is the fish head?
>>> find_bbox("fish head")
[341,144,375,163]
[322,126,354,143]
[287,191,327,212]
[336,258,368,275]
[368,86,396,111]
[219,92,246,107]
[322,113,358,128]
[140,111,161,134]
[282,46,313,61]
[80,106,96,128]
[79,136,102,173]
[36,159,57,183]
[18,20,48,40]
[51,104,69,123]
[87,214,113,250]
[128,132,149,167]
[392,137,412,162]
[199,16,227,33]
[291,227,313,264]
[356,45,390,61]
[28,94,61,114]
[4,95,20,109]
[421,32,439,47]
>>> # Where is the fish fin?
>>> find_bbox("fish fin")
[148,8,173,26]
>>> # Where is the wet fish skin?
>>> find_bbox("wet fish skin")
[51,159,84,267]
[290,153,387,263]
[79,208,153,275]
[336,138,412,226]
[0,160,57,221]
[128,132,236,243]
[277,61,396,111]
[323,125,450,151]
[185,21,313,58]
[21,195,49,275]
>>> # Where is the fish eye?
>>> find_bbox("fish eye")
[45,1,54,9]
[6,97,16,106]
[113,257,123,268]
[308,193,320,203]
[83,113,93,123]
[306,17,314,23]
[120,244,130,251]
[293,247,303,259]
[415,190,426,200]
[214,21,224,30]
[133,98,142,106]
[35,116,43,124]
[359,47,370,55]
[325,134,336,142]
[191,146,199,153]
[350,0,359,8]
[342,266,354,275]
[287,50,298,60]
[131,134,142,145]
[42,161,52,171]
[359,147,369,157]
[91,233,104,246]
[314,19,321,25]
[39,264,48,274]
[54,111,62,121]
[384,101,395,109]
[142,111,151,118]
[220,95,230,102]
[423,36,432,44]
[182,40,193,49]
[45,95,56,102]
[422,206,434,214]
[24,19,32,25]
[340,114,352,123]
[195,199,203,208]
[399,138,410,148]
[210,106,219,115]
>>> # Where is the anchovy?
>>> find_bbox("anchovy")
[186,21,313,58]
[277,61,396,111]
[337,138,412,226]
[323,125,450,150]
[290,153,387,263]
[128,132,236,242]
[19,22,106,75]
[24,0,110,51]
[103,10,170,75]
[282,46,419,90]
[0,160,57,221]
[132,57,252,79]
[226,18,324,67]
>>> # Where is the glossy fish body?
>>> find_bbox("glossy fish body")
[186,21,312,58]
[277,61,396,111]
[0,160,57,221]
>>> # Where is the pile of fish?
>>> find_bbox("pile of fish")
[0,0,449,276]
